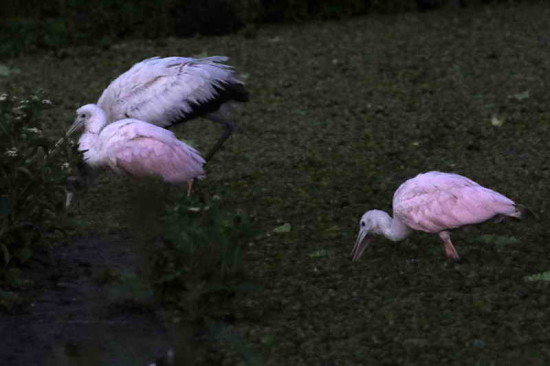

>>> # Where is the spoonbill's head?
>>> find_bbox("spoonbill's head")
[67,104,106,136]
[351,210,390,261]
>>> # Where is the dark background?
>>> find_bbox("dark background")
[0,0,529,58]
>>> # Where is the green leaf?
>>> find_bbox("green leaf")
[15,247,33,263]
[27,137,52,151]
[0,197,10,215]
[0,64,20,77]
[1,244,10,266]
[308,249,333,258]
[15,167,34,179]
[475,235,519,247]
[231,281,264,292]
[510,90,530,101]
[524,271,550,282]
[273,223,291,233]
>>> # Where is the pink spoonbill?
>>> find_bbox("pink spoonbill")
[352,171,528,261]
[67,104,205,199]
[79,56,248,162]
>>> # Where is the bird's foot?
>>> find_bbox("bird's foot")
[444,242,461,262]
[440,231,461,263]
[446,256,462,264]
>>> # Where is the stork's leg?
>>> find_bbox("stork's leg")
[439,231,460,261]
[205,119,235,162]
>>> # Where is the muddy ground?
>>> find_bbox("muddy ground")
[2,2,550,365]
[0,234,172,366]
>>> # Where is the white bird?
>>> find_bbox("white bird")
[81,56,249,161]
[352,171,528,261]
[67,104,206,197]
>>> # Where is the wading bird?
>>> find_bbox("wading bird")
[80,56,249,162]
[67,104,206,199]
[352,171,527,261]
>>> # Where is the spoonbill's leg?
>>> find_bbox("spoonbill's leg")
[65,174,86,208]
[187,180,194,197]
[439,231,460,261]
[64,161,99,208]
[65,190,75,208]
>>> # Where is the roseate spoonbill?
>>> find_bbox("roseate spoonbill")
[352,171,528,261]
[66,104,205,197]
[80,56,248,161]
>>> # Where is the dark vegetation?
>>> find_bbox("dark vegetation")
[0,0,540,58]
[0,93,80,311]
[1,1,550,365]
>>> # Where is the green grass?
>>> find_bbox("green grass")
[2,2,550,364]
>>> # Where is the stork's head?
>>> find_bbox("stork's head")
[351,210,390,261]
[67,104,107,136]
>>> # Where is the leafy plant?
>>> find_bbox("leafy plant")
[105,269,156,310]
[206,321,264,365]
[0,289,30,314]
[0,91,78,286]
[152,192,258,323]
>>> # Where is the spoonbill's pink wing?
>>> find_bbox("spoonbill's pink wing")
[108,137,205,182]
[393,171,517,233]
[104,119,200,151]
[100,119,205,182]
[97,56,247,127]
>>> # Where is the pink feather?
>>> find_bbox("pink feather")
[393,172,517,233]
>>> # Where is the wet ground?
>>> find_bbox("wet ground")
[0,235,172,366]
[2,2,550,365]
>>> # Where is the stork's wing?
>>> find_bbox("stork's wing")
[393,172,517,233]
[97,56,248,127]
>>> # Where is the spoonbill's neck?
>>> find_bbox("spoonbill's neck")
[87,106,108,135]
[77,106,108,152]
[378,212,411,242]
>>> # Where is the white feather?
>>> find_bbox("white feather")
[96,56,245,128]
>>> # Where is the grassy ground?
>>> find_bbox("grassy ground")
[2,2,550,365]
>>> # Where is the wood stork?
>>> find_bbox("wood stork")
[352,171,528,261]
[66,104,205,202]
[81,56,249,162]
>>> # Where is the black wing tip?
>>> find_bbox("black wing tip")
[165,81,249,127]
[224,81,250,102]
[516,204,537,220]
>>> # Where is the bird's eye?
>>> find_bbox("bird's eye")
[361,221,365,227]
[80,114,86,118]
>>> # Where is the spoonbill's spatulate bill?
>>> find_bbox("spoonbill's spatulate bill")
[81,56,249,161]
[67,104,206,193]
[352,171,527,261]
